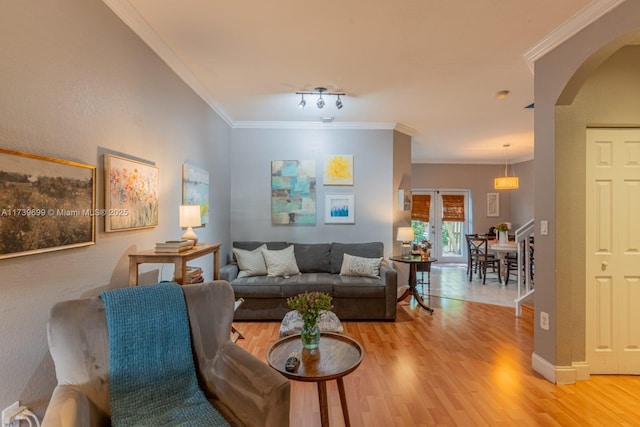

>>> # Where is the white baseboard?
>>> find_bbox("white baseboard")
[532,353,591,384]
[532,352,557,383]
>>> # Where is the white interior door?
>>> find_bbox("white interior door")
[586,128,640,374]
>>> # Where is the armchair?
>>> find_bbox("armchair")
[42,281,290,427]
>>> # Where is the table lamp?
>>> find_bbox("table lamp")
[179,205,202,245]
[396,227,414,259]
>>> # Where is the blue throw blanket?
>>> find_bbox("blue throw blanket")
[100,283,229,426]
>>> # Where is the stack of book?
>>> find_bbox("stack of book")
[179,265,204,284]
[154,240,194,253]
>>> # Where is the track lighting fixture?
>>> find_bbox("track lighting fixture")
[296,87,345,110]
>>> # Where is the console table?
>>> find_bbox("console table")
[390,255,437,315]
[128,243,221,286]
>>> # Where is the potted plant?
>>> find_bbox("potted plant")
[287,291,333,349]
[495,222,509,243]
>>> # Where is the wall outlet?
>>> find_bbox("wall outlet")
[540,311,550,331]
[2,401,20,426]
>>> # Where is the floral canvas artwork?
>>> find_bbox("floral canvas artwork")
[182,164,209,225]
[271,160,316,225]
[324,154,353,186]
[105,154,159,232]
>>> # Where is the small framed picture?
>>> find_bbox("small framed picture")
[325,194,355,224]
[398,189,412,211]
[487,192,500,217]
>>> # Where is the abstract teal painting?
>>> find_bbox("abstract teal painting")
[271,160,316,225]
[182,164,209,225]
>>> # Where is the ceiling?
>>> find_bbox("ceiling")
[103,0,621,164]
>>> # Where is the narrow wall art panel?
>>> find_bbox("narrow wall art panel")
[271,160,316,225]
[182,163,209,225]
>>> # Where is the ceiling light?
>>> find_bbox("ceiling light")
[296,87,346,110]
[494,144,519,190]
[496,90,510,100]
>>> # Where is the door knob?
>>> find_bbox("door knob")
[601,261,608,270]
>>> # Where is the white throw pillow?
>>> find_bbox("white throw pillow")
[340,253,383,278]
[233,244,268,278]
[262,245,300,278]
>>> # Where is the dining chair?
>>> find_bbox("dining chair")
[416,261,432,295]
[465,234,479,278]
[467,236,501,284]
[505,237,535,285]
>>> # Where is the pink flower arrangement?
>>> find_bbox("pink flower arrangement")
[287,291,333,325]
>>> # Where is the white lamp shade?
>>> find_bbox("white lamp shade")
[179,205,202,228]
[396,227,414,242]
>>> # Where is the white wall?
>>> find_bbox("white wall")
[411,160,534,233]
[229,127,396,259]
[0,0,231,414]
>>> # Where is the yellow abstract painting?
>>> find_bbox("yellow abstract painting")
[324,154,353,186]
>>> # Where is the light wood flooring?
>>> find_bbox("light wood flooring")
[235,266,640,426]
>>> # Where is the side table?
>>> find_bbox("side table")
[390,255,437,315]
[128,243,221,286]
[266,332,363,427]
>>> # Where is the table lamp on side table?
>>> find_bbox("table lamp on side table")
[397,227,414,259]
[180,205,202,245]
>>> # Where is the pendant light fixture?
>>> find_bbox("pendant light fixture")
[296,87,345,110]
[494,144,519,190]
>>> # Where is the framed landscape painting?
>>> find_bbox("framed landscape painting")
[325,194,355,224]
[0,148,96,259]
[104,154,159,232]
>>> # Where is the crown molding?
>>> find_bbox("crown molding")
[233,121,400,130]
[523,0,625,73]
[101,0,234,126]
[394,123,417,136]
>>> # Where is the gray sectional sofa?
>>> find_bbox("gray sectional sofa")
[220,241,397,321]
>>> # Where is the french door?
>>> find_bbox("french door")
[412,190,470,263]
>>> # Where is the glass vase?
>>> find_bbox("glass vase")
[300,320,321,350]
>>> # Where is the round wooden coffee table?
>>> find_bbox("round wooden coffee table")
[266,332,364,427]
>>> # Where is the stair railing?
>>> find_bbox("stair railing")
[514,219,535,317]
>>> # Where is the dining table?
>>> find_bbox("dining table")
[488,240,518,282]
